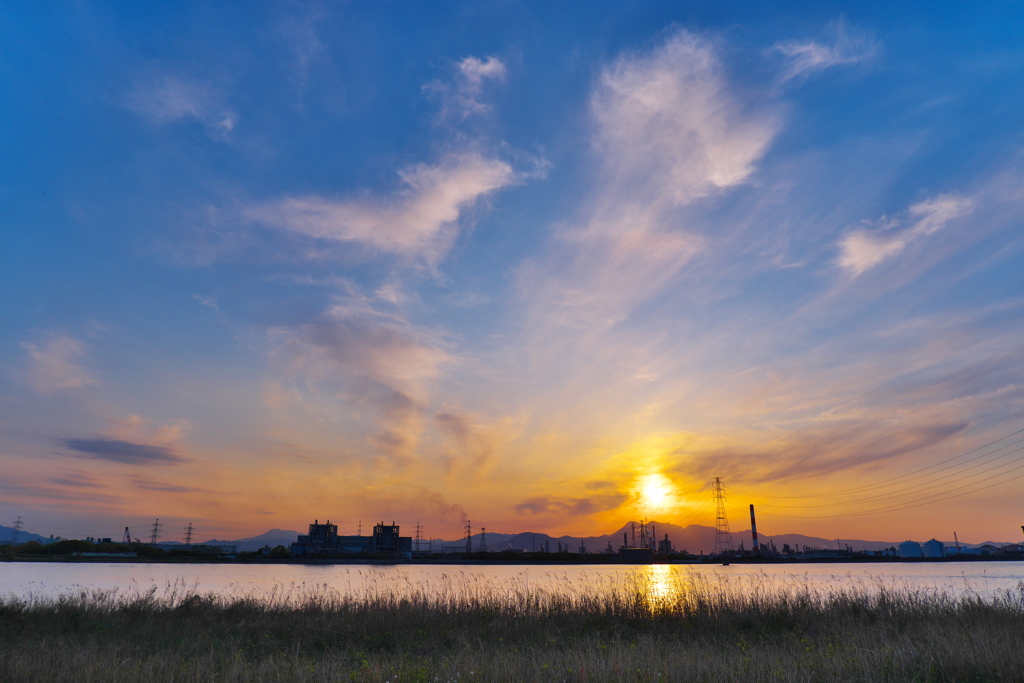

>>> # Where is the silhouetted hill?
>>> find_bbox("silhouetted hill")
[199,528,300,552]
[438,522,905,555]
[0,524,48,545]
[202,524,1009,555]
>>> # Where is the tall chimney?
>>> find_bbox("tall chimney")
[749,504,760,554]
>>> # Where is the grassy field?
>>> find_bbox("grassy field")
[1,572,1022,682]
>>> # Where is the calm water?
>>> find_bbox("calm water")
[2,562,1023,603]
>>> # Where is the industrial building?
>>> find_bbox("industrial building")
[657,533,673,555]
[291,520,412,558]
[619,520,656,562]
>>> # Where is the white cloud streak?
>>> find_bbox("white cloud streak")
[250,154,516,265]
[838,194,974,276]
[774,19,879,82]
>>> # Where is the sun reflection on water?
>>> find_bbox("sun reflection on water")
[639,564,683,608]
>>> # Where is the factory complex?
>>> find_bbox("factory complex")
[290,520,413,558]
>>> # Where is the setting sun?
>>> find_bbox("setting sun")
[636,473,677,515]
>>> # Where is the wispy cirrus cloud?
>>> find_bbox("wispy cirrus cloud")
[773,19,879,82]
[22,334,98,393]
[49,469,105,489]
[521,29,778,325]
[126,73,236,137]
[268,301,451,461]
[249,153,516,265]
[676,420,969,486]
[838,194,973,276]
[592,33,777,205]
[426,55,507,120]
[515,493,627,517]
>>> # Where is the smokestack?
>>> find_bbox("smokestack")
[749,504,760,554]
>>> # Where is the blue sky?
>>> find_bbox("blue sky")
[2,2,1023,542]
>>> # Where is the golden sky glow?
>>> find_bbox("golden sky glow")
[3,6,1024,546]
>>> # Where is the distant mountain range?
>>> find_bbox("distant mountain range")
[199,528,301,552]
[431,522,906,555]
[3,522,1016,553]
[441,522,1021,553]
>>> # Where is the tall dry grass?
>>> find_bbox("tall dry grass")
[1,570,1022,681]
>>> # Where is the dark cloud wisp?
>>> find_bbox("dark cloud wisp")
[61,437,185,465]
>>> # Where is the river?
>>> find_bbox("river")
[2,561,1023,604]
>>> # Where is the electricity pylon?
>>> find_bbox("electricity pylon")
[713,478,734,555]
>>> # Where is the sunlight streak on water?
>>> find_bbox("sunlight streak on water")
[641,563,683,608]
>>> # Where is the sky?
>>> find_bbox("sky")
[2,2,1024,544]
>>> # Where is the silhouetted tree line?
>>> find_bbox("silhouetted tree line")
[1,539,224,558]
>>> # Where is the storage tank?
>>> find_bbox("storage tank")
[922,539,945,558]
[948,546,982,556]
[898,541,923,558]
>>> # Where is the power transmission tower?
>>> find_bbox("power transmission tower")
[479,527,487,553]
[414,522,423,553]
[10,516,23,545]
[149,518,162,545]
[464,520,472,553]
[712,478,734,555]
[357,520,362,536]
[183,523,194,546]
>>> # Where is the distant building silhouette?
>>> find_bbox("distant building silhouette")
[291,519,411,558]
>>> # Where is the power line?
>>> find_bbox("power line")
[728,427,1024,500]
[674,497,715,529]
[746,460,1024,519]
[732,443,1024,510]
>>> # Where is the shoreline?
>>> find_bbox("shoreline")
[3,555,1023,565]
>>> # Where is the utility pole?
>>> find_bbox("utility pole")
[479,527,487,553]
[183,522,194,547]
[712,477,734,555]
[149,518,162,545]
[464,520,472,553]
[10,516,23,545]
